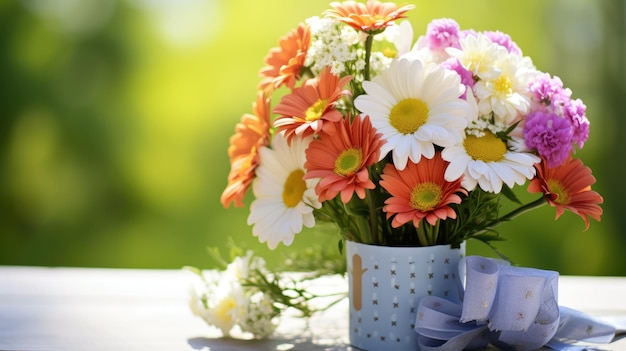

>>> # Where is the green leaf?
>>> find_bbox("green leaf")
[471,237,513,263]
[500,185,521,204]
[182,265,203,277]
[497,120,520,140]
[206,246,228,270]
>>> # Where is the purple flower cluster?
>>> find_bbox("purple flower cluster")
[424,18,522,55]
[421,18,590,169]
[523,111,573,168]
[528,73,571,107]
[424,18,461,51]
[523,74,590,167]
[564,98,589,149]
[483,30,522,55]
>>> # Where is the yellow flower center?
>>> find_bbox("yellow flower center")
[494,75,512,97]
[464,52,486,74]
[382,47,397,58]
[305,99,329,121]
[334,148,363,176]
[283,169,306,208]
[368,14,387,24]
[389,98,429,134]
[214,297,236,324]
[547,179,571,205]
[410,182,443,211]
[464,131,507,162]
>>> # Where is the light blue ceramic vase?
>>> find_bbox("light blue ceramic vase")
[346,240,466,351]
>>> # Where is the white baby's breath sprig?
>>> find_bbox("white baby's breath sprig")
[305,16,361,77]
[185,245,346,339]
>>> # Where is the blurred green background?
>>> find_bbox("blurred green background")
[1,0,624,275]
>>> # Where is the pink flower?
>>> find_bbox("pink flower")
[523,111,574,167]
[425,18,461,51]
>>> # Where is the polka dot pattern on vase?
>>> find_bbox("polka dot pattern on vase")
[347,241,466,351]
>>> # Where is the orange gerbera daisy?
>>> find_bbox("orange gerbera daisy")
[273,66,352,144]
[324,0,415,34]
[220,92,271,208]
[304,114,384,203]
[380,152,466,228]
[258,23,311,93]
[528,157,603,230]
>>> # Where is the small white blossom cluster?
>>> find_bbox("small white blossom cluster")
[188,251,278,339]
[237,289,276,337]
[304,16,394,83]
[305,16,362,77]
[368,51,393,78]
[466,116,508,138]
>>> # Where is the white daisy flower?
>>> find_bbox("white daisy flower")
[442,130,540,193]
[190,273,242,337]
[247,132,321,249]
[474,53,538,125]
[400,43,441,66]
[446,33,505,81]
[354,57,471,170]
[379,20,414,57]
[204,286,240,336]
[226,250,267,281]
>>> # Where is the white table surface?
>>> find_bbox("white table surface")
[0,266,624,351]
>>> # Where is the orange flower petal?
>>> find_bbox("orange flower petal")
[380,152,466,228]
[528,157,603,230]
[273,66,352,144]
[325,0,415,34]
[258,23,311,92]
[221,92,271,208]
[304,114,384,203]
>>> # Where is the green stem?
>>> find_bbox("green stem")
[365,188,380,244]
[356,214,372,244]
[431,221,440,245]
[417,228,428,247]
[473,197,547,237]
[416,220,428,246]
[364,34,374,81]
[340,197,371,244]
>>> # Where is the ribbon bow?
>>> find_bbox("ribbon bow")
[415,256,617,351]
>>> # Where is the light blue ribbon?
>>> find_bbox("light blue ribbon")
[414,256,618,351]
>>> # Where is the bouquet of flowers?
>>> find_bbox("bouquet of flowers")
[220,0,603,250]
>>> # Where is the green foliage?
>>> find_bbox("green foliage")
[279,240,347,276]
